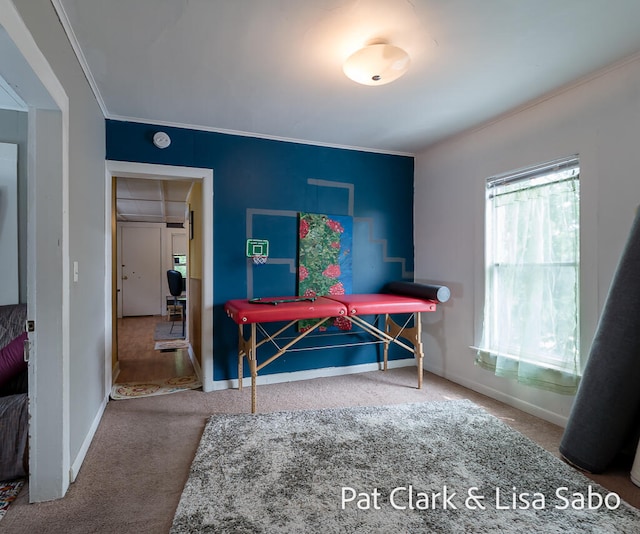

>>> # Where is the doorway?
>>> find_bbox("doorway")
[116,204,190,384]
[105,161,214,392]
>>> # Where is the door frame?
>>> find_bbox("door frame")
[1,0,71,502]
[104,161,214,391]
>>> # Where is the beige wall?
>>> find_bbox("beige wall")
[189,181,203,279]
[414,54,640,426]
[188,181,203,366]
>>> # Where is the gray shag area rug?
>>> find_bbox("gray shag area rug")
[171,400,640,533]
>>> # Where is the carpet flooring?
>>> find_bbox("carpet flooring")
[171,400,640,533]
[2,368,638,533]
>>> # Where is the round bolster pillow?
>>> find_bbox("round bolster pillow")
[383,281,451,303]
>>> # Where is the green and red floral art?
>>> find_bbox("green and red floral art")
[298,212,353,331]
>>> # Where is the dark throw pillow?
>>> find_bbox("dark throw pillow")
[0,332,28,388]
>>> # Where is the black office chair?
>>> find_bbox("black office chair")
[167,269,185,336]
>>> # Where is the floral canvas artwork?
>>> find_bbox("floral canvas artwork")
[298,212,353,331]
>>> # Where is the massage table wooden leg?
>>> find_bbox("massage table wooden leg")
[235,324,259,412]
[384,312,424,389]
[415,312,424,389]
[249,323,258,413]
[237,325,244,391]
[383,315,390,372]
[245,317,334,413]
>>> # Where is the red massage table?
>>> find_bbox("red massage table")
[224,293,438,413]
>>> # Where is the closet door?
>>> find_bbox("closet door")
[121,226,162,316]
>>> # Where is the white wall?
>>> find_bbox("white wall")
[414,54,640,426]
[11,0,106,494]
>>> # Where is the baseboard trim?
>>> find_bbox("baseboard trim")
[188,344,203,383]
[69,395,107,482]
[210,358,416,391]
[111,361,120,384]
[423,363,569,428]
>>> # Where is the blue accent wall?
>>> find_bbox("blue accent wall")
[106,120,414,381]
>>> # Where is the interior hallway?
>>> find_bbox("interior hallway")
[116,315,194,383]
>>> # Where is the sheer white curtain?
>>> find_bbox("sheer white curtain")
[476,157,580,394]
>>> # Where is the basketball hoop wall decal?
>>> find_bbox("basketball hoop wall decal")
[246,239,269,265]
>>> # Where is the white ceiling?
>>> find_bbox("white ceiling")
[54,0,640,155]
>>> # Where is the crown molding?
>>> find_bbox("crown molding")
[51,0,108,117]
[108,114,415,158]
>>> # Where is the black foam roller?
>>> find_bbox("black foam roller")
[560,211,640,473]
[383,281,451,303]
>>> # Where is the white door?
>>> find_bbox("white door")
[121,226,162,316]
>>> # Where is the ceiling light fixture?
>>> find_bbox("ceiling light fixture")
[343,42,410,86]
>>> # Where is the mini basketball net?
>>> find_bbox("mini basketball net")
[246,239,269,266]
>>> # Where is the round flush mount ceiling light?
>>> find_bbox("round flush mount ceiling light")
[343,43,410,86]
[153,131,171,149]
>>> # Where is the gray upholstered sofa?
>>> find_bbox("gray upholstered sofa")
[0,304,28,481]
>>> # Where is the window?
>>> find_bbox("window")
[476,155,580,394]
